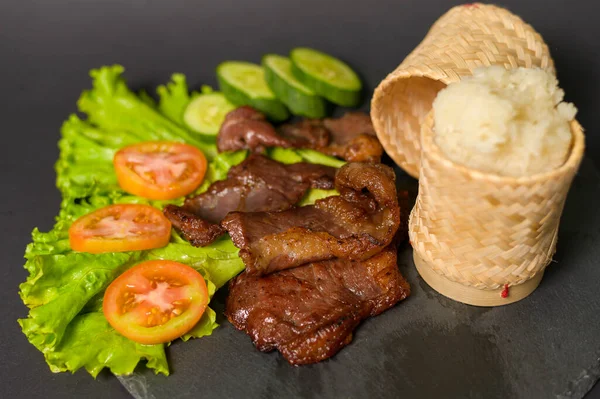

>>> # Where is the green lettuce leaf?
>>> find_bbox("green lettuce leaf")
[45,312,169,377]
[182,307,218,342]
[137,89,157,108]
[19,212,141,353]
[146,236,243,290]
[156,73,193,126]
[19,251,140,353]
[77,65,217,159]
[56,110,248,203]
[19,67,345,378]
[57,115,137,197]
[181,281,218,342]
[19,190,242,351]
[19,213,239,374]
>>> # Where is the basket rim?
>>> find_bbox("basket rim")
[370,2,557,180]
[420,110,585,183]
[370,71,448,180]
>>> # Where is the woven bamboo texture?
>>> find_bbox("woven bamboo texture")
[408,111,585,294]
[371,3,555,179]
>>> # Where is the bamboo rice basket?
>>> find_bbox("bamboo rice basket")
[408,112,585,306]
[371,3,555,178]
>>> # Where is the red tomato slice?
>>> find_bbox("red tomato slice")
[69,204,171,254]
[114,141,207,200]
[103,260,208,344]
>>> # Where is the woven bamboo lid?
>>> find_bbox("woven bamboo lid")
[371,3,555,178]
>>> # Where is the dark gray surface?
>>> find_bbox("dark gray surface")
[1,0,599,398]
[115,161,600,399]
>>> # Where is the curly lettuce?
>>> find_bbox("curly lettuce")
[46,312,169,377]
[78,65,217,159]
[19,66,243,377]
[156,73,194,126]
[19,65,342,378]
[19,182,244,375]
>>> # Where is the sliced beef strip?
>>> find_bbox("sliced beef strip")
[323,111,377,140]
[225,245,410,365]
[217,106,291,153]
[163,205,224,247]
[185,154,336,222]
[319,112,382,162]
[221,162,400,275]
[277,111,382,162]
[277,119,330,148]
[217,107,383,162]
[318,133,383,163]
[164,154,336,246]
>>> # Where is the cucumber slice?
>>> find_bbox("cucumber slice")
[216,61,289,121]
[266,147,304,164]
[295,148,346,168]
[262,54,328,118]
[183,92,236,135]
[298,188,339,206]
[290,48,362,107]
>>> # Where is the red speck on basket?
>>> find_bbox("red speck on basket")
[464,3,479,8]
[501,284,509,298]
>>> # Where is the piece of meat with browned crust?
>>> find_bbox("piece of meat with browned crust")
[185,154,336,222]
[319,112,382,162]
[217,107,382,162]
[323,111,377,139]
[277,119,330,148]
[279,112,382,162]
[319,133,383,163]
[221,162,400,275]
[164,154,336,246]
[163,205,224,246]
[217,106,291,153]
[225,245,410,365]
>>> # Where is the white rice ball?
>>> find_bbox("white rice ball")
[432,66,577,177]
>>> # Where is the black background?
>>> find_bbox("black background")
[1,0,599,398]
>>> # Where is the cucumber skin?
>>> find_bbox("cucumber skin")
[290,62,361,107]
[217,74,289,122]
[263,60,328,119]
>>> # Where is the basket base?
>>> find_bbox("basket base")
[413,250,544,307]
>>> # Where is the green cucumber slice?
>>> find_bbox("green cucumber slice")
[298,188,339,206]
[290,48,362,107]
[183,92,236,135]
[262,54,328,118]
[216,61,289,121]
[295,148,346,168]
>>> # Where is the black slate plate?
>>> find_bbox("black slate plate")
[2,0,600,398]
[115,159,600,399]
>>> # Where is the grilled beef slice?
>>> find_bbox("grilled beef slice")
[221,162,400,275]
[225,244,410,365]
[217,106,291,153]
[164,154,336,246]
[217,107,383,162]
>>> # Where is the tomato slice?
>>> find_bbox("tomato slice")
[114,141,207,200]
[103,260,209,344]
[69,204,171,254]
